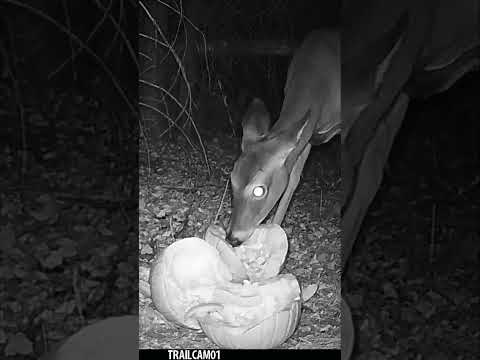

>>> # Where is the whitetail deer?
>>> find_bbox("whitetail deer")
[227,28,350,354]
[229,30,340,244]
[342,0,479,270]
[229,0,478,358]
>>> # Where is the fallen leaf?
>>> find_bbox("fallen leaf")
[415,300,436,318]
[40,249,65,269]
[97,223,113,236]
[301,283,318,302]
[383,282,398,298]
[55,300,76,315]
[27,194,58,223]
[5,333,33,356]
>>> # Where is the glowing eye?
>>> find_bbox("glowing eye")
[252,186,266,198]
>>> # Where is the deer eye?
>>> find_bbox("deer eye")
[252,185,266,198]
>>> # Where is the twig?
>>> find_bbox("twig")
[214,178,230,223]
[430,136,438,171]
[49,0,113,80]
[217,79,236,137]
[138,106,152,180]
[61,0,77,82]
[154,0,211,89]
[72,267,85,325]
[319,188,324,218]
[5,20,27,181]
[41,322,48,353]
[139,2,211,175]
[3,0,137,117]
[429,202,437,265]
[138,31,211,175]
[100,0,119,59]
[138,99,197,152]
[169,216,174,239]
[161,185,195,191]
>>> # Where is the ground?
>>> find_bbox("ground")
[0,87,137,359]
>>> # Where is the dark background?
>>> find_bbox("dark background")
[0,0,478,358]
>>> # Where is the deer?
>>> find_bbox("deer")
[228,0,479,358]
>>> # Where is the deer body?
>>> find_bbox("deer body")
[281,30,340,145]
[229,30,339,243]
[230,0,479,263]
[229,1,478,358]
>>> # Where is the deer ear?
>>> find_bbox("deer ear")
[282,109,313,146]
[261,109,310,165]
[241,98,272,151]
[292,109,313,143]
[270,109,314,166]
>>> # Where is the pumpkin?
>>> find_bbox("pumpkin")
[149,237,233,329]
[199,300,300,349]
[149,224,301,348]
[188,274,301,349]
[40,316,137,360]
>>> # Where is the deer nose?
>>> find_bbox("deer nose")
[227,227,253,246]
[226,228,242,247]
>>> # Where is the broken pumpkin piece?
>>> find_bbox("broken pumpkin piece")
[149,224,301,348]
[198,300,301,349]
[235,224,289,281]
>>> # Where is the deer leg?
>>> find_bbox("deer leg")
[342,297,354,360]
[342,93,409,267]
[271,143,312,225]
